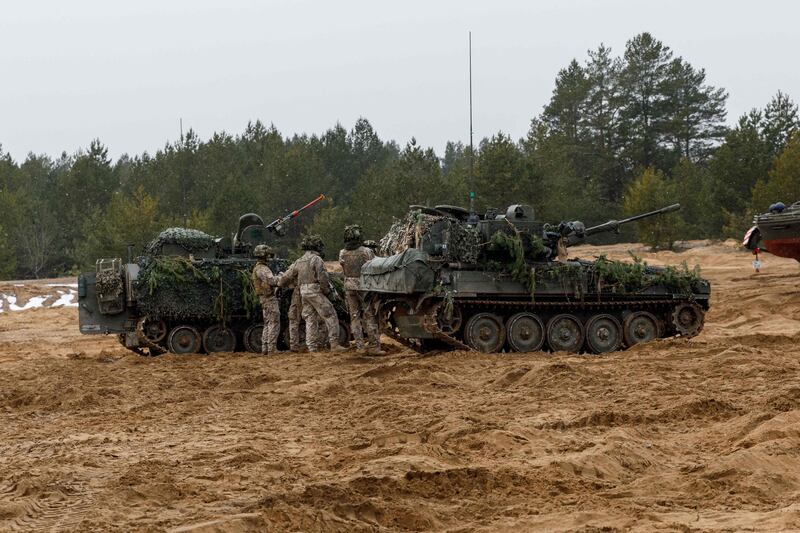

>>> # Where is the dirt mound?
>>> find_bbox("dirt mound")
[1,241,800,531]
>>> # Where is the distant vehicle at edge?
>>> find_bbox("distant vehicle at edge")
[743,200,800,262]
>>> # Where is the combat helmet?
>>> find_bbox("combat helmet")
[301,234,324,252]
[344,224,363,250]
[253,244,274,259]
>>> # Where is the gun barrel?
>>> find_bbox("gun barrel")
[619,203,680,224]
[583,203,680,237]
[294,194,326,216]
[266,194,327,230]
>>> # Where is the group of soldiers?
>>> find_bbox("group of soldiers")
[250,225,385,356]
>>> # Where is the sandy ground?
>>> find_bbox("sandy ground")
[1,241,799,532]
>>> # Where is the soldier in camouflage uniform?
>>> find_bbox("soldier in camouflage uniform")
[339,225,385,355]
[284,278,322,352]
[252,244,281,355]
[286,279,303,352]
[279,235,345,353]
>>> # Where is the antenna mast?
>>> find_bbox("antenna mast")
[468,31,475,217]
[180,117,187,226]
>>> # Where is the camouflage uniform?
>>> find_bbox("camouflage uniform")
[339,245,380,350]
[252,261,280,354]
[280,250,343,352]
[287,281,303,351]
[284,279,322,351]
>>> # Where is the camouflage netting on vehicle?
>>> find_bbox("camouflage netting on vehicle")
[379,211,480,263]
[145,227,216,255]
[95,270,123,299]
[135,257,288,321]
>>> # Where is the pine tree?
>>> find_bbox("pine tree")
[617,33,673,171]
[542,59,590,143]
[580,44,624,200]
[762,91,800,156]
[660,59,728,162]
[475,132,525,210]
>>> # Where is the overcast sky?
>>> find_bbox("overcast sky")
[1,0,798,161]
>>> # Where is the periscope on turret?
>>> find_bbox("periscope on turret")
[361,203,709,354]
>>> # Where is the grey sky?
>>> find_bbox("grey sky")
[1,0,798,161]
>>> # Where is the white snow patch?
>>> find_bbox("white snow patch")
[52,293,77,307]
[0,288,79,312]
[8,295,46,311]
[47,283,78,288]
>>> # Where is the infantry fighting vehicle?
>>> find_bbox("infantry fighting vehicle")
[78,195,350,355]
[361,203,710,353]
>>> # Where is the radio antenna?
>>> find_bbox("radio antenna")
[468,31,475,217]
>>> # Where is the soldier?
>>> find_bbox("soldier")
[251,244,282,355]
[284,277,322,352]
[280,234,345,353]
[339,225,385,355]
[285,279,303,352]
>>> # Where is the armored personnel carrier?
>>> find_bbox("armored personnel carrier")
[361,203,710,353]
[78,196,350,355]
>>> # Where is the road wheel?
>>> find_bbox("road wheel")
[464,312,506,353]
[506,312,545,352]
[167,325,202,354]
[623,311,660,347]
[244,324,263,353]
[546,314,584,353]
[585,314,622,354]
[671,303,704,337]
[202,324,236,353]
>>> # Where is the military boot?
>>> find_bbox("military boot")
[368,345,387,356]
[329,343,347,353]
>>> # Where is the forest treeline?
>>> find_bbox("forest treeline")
[0,32,798,280]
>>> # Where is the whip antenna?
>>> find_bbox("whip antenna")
[468,31,475,217]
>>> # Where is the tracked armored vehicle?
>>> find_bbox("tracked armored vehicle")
[361,203,710,353]
[78,196,350,355]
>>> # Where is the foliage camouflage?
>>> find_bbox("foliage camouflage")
[592,254,703,295]
[135,255,289,322]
